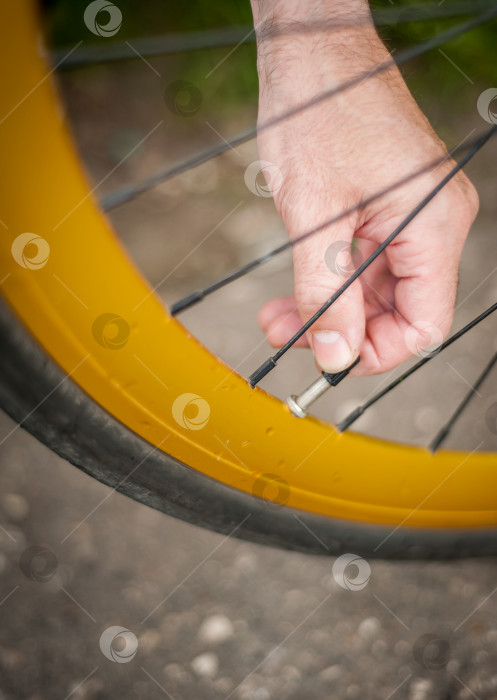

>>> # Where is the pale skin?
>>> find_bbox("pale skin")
[249,0,479,376]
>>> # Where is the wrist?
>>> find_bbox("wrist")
[250,0,371,27]
[254,24,387,102]
[250,0,383,82]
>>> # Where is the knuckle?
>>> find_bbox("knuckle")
[427,176,479,238]
[294,278,354,320]
[449,175,480,224]
[464,180,480,220]
[294,277,335,307]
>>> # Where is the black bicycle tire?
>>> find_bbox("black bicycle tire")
[1,297,496,560]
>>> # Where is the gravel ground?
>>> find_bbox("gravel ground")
[1,43,497,700]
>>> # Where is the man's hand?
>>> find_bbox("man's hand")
[250,0,479,376]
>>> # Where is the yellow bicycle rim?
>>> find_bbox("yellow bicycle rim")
[1,0,496,530]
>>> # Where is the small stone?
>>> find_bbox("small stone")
[295,649,316,670]
[447,659,460,674]
[474,650,488,665]
[240,689,270,700]
[372,639,388,655]
[198,614,234,644]
[191,652,219,678]
[408,678,433,700]
[281,665,301,683]
[213,677,234,694]
[164,663,189,683]
[319,665,342,682]
[2,494,29,521]
[394,640,411,656]
[358,617,381,640]
[139,629,161,653]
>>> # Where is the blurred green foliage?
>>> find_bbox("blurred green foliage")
[45,0,496,120]
[45,0,258,111]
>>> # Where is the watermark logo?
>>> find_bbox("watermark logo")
[20,546,58,583]
[477,88,497,125]
[404,321,444,359]
[11,233,50,270]
[84,1,122,38]
[244,160,283,198]
[172,393,210,430]
[252,473,290,509]
[325,240,363,278]
[99,626,138,663]
[332,553,371,591]
[164,81,202,117]
[92,313,130,350]
[413,634,450,670]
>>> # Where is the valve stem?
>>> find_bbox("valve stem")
[286,357,360,418]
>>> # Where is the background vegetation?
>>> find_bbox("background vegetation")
[44,0,497,118]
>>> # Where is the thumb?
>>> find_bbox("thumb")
[284,196,365,373]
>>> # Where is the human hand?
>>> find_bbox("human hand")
[250,1,479,376]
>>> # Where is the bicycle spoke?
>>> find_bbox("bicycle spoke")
[54,27,255,67]
[248,125,497,388]
[373,0,497,24]
[170,131,485,316]
[100,7,497,211]
[337,304,497,433]
[53,0,495,69]
[429,351,497,453]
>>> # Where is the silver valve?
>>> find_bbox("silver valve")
[286,357,360,418]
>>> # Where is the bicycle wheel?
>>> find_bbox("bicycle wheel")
[1,0,497,560]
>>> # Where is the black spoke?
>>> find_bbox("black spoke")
[248,125,497,388]
[53,0,495,69]
[170,130,485,316]
[54,27,255,67]
[429,351,497,453]
[337,304,497,433]
[100,7,497,211]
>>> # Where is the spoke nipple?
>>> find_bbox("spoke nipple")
[429,427,450,454]
[170,290,204,316]
[248,357,277,388]
[323,356,360,386]
[337,406,364,433]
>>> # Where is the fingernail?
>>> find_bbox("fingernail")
[312,331,354,373]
